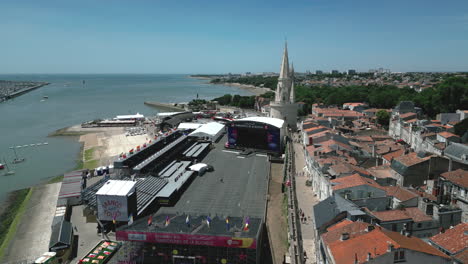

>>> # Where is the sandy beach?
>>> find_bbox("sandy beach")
[54,125,154,169]
[219,82,272,96]
[190,76,273,96]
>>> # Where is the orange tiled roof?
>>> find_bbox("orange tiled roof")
[454,249,468,263]
[405,118,418,123]
[394,152,431,167]
[327,227,449,264]
[331,174,381,191]
[399,112,416,119]
[371,207,432,222]
[368,165,395,179]
[438,131,459,138]
[326,219,354,232]
[323,221,370,245]
[383,186,418,201]
[430,223,468,254]
[440,169,468,188]
[382,149,405,162]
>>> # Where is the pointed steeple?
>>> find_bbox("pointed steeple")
[290,63,295,103]
[279,41,290,80]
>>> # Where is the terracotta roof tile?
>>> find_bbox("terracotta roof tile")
[368,165,396,180]
[430,223,468,254]
[323,221,370,245]
[382,149,405,162]
[380,229,449,259]
[399,112,417,119]
[438,131,460,138]
[326,219,354,232]
[371,207,432,222]
[394,152,431,167]
[441,169,468,189]
[454,248,468,263]
[327,227,449,264]
[383,186,418,201]
[331,174,381,191]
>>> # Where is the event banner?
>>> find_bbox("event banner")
[116,231,257,249]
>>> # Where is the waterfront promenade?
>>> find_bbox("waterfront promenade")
[2,183,61,264]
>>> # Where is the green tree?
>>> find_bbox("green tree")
[213,94,232,105]
[376,110,390,127]
[454,118,468,137]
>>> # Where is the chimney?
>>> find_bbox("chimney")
[341,232,350,241]
[387,244,394,252]
[366,225,375,232]
[367,252,372,261]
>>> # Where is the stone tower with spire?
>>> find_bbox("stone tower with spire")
[270,42,298,130]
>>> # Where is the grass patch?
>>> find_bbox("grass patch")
[48,127,87,137]
[83,159,99,170]
[84,147,95,161]
[47,174,64,184]
[0,188,33,260]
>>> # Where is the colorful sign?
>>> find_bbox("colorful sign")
[97,195,129,222]
[116,231,257,249]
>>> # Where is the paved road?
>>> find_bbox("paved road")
[2,183,61,263]
[70,205,111,262]
[292,133,319,264]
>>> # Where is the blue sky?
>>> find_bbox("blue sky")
[1,0,467,73]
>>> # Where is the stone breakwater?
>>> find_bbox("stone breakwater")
[0,81,49,102]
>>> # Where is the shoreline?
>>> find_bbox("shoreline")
[144,101,186,111]
[189,75,273,96]
[217,82,272,96]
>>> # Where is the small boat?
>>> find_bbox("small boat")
[2,158,14,176]
[43,96,49,99]
[10,146,26,164]
[43,142,49,145]
[0,163,4,170]
[12,158,26,164]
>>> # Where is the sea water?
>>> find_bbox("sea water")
[0,74,251,199]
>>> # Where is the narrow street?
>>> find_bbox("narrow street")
[292,133,319,264]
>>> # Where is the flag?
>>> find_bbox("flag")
[165,216,170,227]
[186,215,190,227]
[243,217,250,231]
[148,215,153,226]
[226,217,230,231]
[206,216,212,228]
[128,213,134,226]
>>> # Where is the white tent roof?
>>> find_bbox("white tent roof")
[188,163,208,172]
[115,113,144,119]
[178,122,203,130]
[157,112,183,117]
[189,122,225,137]
[237,116,285,128]
[96,180,136,196]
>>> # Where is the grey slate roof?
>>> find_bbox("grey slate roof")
[49,220,73,251]
[444,143,468,165]
[312,194,360,230]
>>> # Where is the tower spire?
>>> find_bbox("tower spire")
[290,63,295,103]
[279,41,290,80]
